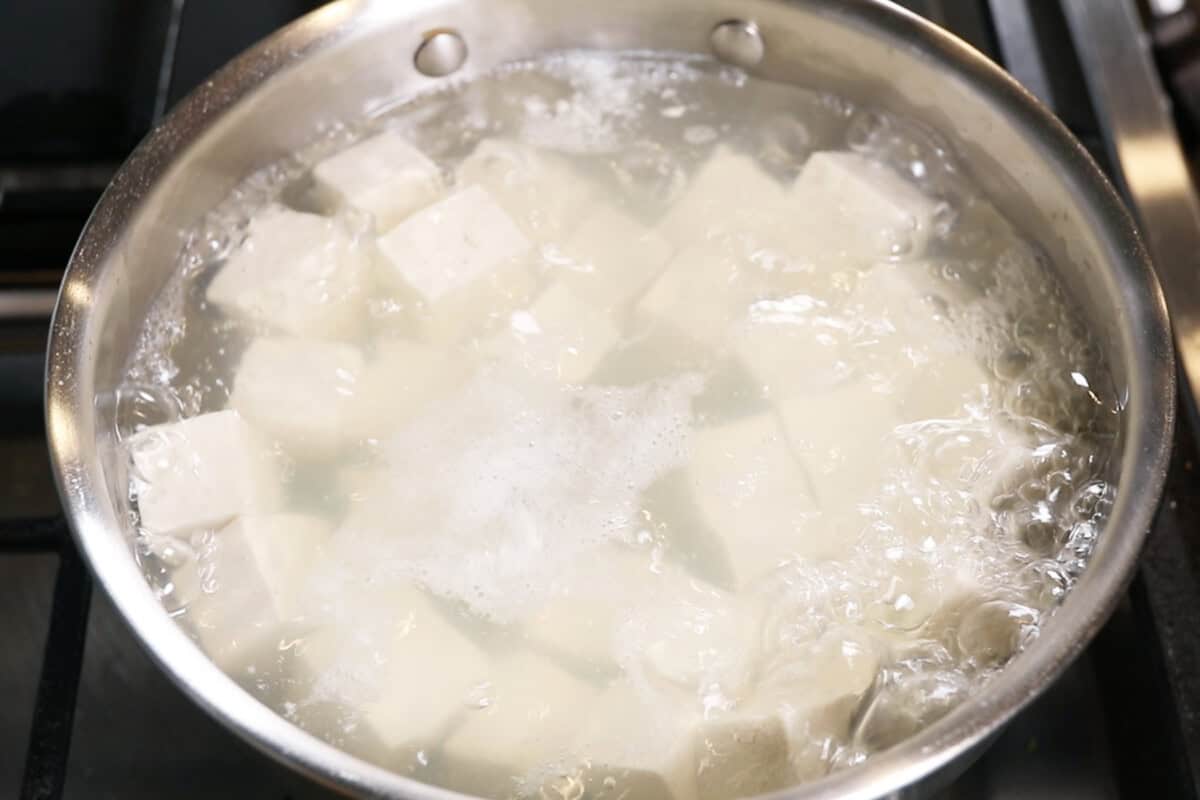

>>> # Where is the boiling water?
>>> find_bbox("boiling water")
[117,53,1118,798]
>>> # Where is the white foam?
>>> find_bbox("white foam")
[311,370,702,624]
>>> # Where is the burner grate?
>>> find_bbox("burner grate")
[2,518,89,800]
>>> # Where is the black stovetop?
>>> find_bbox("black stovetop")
[3,1,1198,798]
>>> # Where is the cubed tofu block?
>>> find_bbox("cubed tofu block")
[484,282,621,383]
[520,546,667,674]
[897,419,1036,510]
[636,245,760,349]
[312,130,443,232]
[848,262,991,420]
[205,206,369,341]
[555,205,674,313]
[182,512,330,673]
[790,151,939,269]
[848,261,966,363]
[296,582,491,758]
[228,337,365,456]
[777,382,899,511]
[441,651,598,795]
[621,578,759,703]
[896,351,990,422]
[376,184,536,343]
[752,625,881,780]
[554,681,698,800]
[693,711,795,800]
[128,410,279,535]
[687,414,822,586]
[658,146,792,248]
[457,138,595,243]
[734,298,854,400]
[343,338,472,441]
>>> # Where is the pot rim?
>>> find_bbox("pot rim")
[44,1,1176,798]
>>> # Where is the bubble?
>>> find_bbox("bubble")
[1071,480,1110,520]
[845,110,889,152]
[758,113,813,171]
[1017,559,1071,607]
[610,140,686,208]
[956,600,1039,667]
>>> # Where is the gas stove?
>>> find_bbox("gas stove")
[3,2,1198,798]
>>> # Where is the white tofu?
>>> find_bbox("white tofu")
[557,681,698,800]
[848,262,992,421]
[790,151,939,269]
[636,245,760,349]
[686,414,822,587]
[457,138,595,243]
[355,587,492,758]
[182,512,330,672]
[295,582,491,757]
[776,382,899,511]
[228,337,365,456]
[519,546,666,673]
[555,205,674,313]
[128,410,279,536]
[693,711,794,800]
[898,419,1036,515]
[205,206,369,341]
[485,282,621,383]
[375,184,536,343]
[733,298,854,400]
[848,261,967,364]
[658,146,791,248]
[621,578,759,704]
[896,351,990,422]
[441,651,598,795]
[343,338,472,441]
[752,625,881,780]
[312,130,443,232]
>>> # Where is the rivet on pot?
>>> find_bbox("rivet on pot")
[414,29,467,77]
[710,20,765,68]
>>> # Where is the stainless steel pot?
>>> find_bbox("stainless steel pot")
[45,0,1176,797]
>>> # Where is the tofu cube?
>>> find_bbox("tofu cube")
[484,282,622,383]
[621,577,759,704]
[897,351,991,422]
[457,138,595,244]
[128,410,279,536]
[848,262,991,421]
[733,299,854,400]
[441,651,598,795]
[686,414,821,586]
[376,184,536,343]
[205,206,369,341]
[897,419,1036,512]
[343,338,472,441]
[693,711,794,800]
[555,681,699,800]
[519,546,666,673]
[776,382,900,511]
[848,261,964,361]
[658,146,792,248]
[228,337,365,456]
[636,245,760,349]
[753,625,881,780]
[182,513,330,673]
[790,151,939,269]
[555,205,674,313]
[295,582,491,759]
[312,130,443,232]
